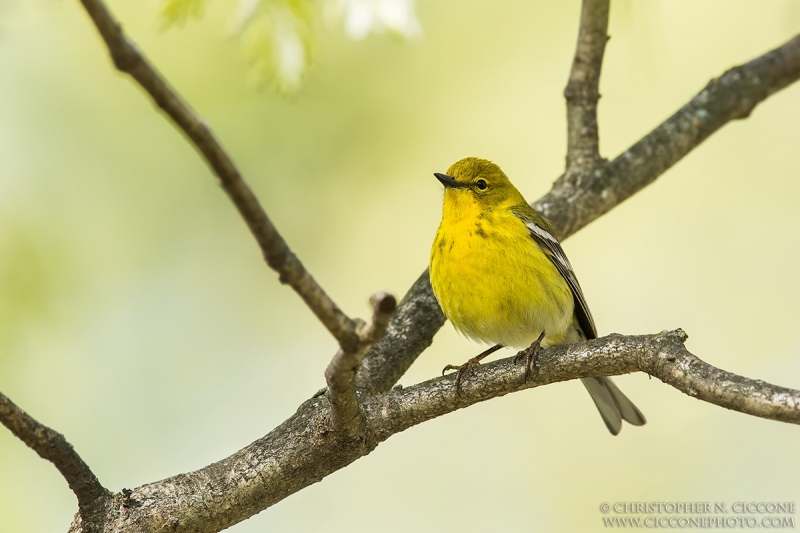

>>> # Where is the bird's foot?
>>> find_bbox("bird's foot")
[442,357,482,392]
[442,344,503,393]
[513,332,545,381]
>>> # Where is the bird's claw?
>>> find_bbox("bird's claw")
[442,357,482,392]
[514,333,545,382]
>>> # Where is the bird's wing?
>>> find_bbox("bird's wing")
[513,209,597,339]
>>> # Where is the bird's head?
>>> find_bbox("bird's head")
[434,157,526,217]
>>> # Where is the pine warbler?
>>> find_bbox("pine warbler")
[429,157,645,435]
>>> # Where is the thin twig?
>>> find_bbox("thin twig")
[325,292,396,436]
[0,393,109,513]
[564,0,610,174]
[77,0,362,352]
[71,330,800,533]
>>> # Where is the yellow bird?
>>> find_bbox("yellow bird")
[429,157,645,435]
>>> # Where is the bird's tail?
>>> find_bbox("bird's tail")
[581,376,647,435]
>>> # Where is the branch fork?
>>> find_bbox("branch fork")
[325,292,397,437]
[0,393,111,529]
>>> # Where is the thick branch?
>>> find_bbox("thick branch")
[0,393,109,517]
[564,0,610,173]
[70,330,799,533]
[355,270,445,393]
[77,0,362,352]
[325,293,396,436]
[357,32,800,392]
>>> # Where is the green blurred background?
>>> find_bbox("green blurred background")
[2,1,799,531]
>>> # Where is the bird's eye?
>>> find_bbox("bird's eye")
[476,179,488,190]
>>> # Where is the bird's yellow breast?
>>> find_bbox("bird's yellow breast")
[429,194,574,348]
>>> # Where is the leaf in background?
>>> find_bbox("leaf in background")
[161,0,421,92]
[236,0,315,93]
[326,0,422,41]
[160,0,212,29]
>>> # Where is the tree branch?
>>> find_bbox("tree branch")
[355,270,445,393]
[67,329,800,533]
[325,292,396,437]
[0,393,110,523]
[366,329,800,433]
[544,33,800,239]
[356,31,800,393]
[77,0,363,352]
[564,0,610,174]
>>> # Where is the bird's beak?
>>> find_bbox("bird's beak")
[434,173,464,189]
